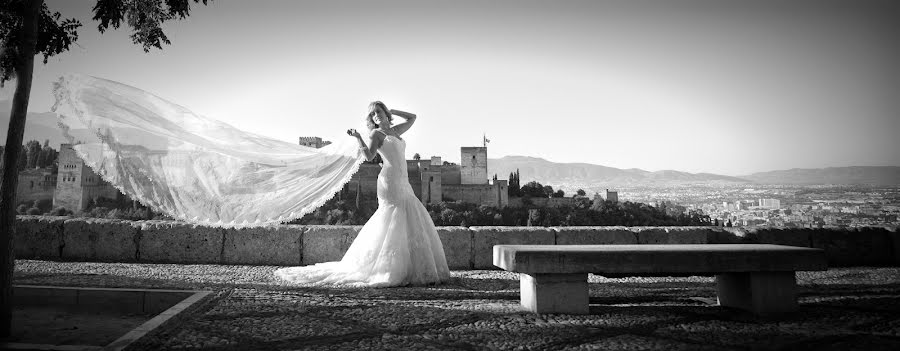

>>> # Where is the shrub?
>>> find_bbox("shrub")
[49,207,70,216]
[34,198,53,213]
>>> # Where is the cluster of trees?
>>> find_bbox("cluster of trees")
[425,200,710,227]
[78,196,159,220]
[288,197,377,225]
[15,196,160,220]
[507,170,522,196]
[291,197,711,227]
[521,181,565,198]
[0,139,58,172]
[506,170,565,198]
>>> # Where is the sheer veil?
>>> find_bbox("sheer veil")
[51,74,365,228]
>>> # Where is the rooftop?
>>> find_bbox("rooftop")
[13,260,900,350]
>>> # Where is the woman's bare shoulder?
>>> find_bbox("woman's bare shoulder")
[369,129,388,140]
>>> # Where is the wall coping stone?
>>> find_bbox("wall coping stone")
[12,216,900,267]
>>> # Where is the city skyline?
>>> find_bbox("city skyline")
[1,0,898,176]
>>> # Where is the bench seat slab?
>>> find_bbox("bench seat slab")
[521,273,589,314]
[716,271,798,315]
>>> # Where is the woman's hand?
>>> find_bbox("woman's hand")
[347,129,361,139]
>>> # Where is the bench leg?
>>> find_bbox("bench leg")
[520,273,589,314]
[716,272,797,316]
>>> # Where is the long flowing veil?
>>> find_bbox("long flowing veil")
[51,74,365,228]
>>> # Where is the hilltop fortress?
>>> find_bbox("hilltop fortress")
[341,145,510,207]
[22,140,510,214]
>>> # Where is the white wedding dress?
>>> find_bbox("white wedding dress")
[50,74,449,287]
[274,132,451,287]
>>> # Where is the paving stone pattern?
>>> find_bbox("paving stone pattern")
[14,260,900,350]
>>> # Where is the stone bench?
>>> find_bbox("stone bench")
[493,244,827,316]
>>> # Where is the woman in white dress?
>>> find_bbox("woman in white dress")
[51,75,447,287]
[274,101,451,287]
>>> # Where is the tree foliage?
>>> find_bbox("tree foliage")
[0,0,81,85]
[520,181,545,198]
[0,139,58,171]
[507,169,522,197]
[1,0,211,85]
[92,0,209,52]
[299,198,712,227]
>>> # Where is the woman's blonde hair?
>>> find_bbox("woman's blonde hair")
[366,101,392,130]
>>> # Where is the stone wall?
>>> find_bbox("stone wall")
[16,169,56,204]
[12,215,899,269]
[441,165,461,185]
[443,184,499,206]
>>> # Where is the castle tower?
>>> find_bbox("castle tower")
[53,144,120,212]
[460,147,488,184]
[492,179,509,207]
[420,160,442,205]
[605,189,619,203]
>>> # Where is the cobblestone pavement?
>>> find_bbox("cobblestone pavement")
[14,260,900,350]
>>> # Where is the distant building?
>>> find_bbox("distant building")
[592,189,619,204]
[758,198,781,209]
[53,144,121,212]
[16,167,57,203]
[460,147,488,185]
[606,189,619,203]
[298,137,332,149]
[342,144,508,207]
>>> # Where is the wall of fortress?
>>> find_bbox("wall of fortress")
[443,184,498,206]
[441,165,461,185]
[16,170,56,203]
[344,160,504,207]
[14,215,899,269]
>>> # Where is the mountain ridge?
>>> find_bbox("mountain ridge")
[488,155,900,186]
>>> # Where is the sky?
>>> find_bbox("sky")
[2,0,898,176]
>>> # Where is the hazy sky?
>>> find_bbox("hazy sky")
[2,0,898,176]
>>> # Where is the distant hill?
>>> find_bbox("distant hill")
[741,167,900,185]
[1,100,154,150]
[0,100,70,148]
[487,156,750,188]
[487,155,900,188]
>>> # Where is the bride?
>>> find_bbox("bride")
[274,101,450,287]
[50,74,449,287]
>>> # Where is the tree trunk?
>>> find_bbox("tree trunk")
[0,0,43,338]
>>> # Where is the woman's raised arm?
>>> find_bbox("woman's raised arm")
[389,109,417,135]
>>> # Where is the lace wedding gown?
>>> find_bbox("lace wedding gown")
[51,74,449,287]
[274,132,451,287]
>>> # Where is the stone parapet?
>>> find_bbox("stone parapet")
[11,216,900,267]
[471,226,555,269]
[62,218,139,262]
[437,227,474,269]
[224,225,303,266]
